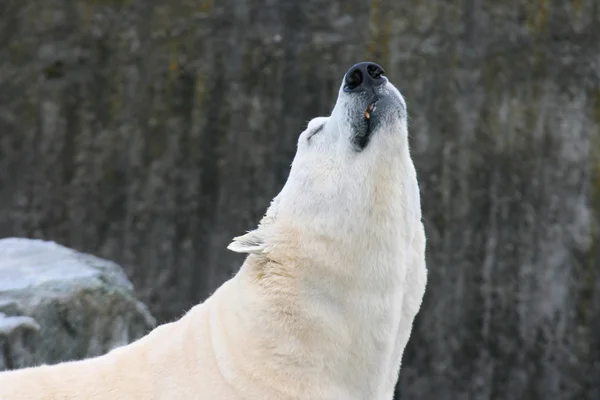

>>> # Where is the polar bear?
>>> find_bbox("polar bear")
[0,61,426,400]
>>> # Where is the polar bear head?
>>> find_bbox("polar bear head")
[229,62,417,256]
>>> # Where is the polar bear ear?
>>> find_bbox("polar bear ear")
[227,229,266,254]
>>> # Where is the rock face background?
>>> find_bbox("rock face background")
[0,1,599,399]
[0,238,155,371]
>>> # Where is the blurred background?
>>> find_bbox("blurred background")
[0,0,599,399]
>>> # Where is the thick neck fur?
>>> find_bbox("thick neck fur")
[211,138,421,399]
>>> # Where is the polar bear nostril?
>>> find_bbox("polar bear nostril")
[367,63,384,80]
[344,68,363,91]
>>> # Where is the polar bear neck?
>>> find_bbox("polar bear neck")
[208,143,421,398]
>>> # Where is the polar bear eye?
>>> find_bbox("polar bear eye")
[307,124,324,142]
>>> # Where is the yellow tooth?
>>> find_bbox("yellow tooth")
[364,111,370,119]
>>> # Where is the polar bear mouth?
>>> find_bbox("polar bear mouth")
[363,102,377,120]
[352,100,379,150]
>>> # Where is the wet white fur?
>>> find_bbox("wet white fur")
[0,78,426,400]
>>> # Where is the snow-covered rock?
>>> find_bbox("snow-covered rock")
[0,238,155,371]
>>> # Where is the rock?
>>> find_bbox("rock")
[0,238,156,371]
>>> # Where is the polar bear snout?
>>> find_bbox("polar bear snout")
[335,62,408,151]
[343,62,387,93]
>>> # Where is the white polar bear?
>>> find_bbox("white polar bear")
[0,61,427,400]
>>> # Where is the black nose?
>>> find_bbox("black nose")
[343,62,386,93]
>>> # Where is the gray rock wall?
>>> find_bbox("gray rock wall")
[0,1,598,398]
[0,238,155,371]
